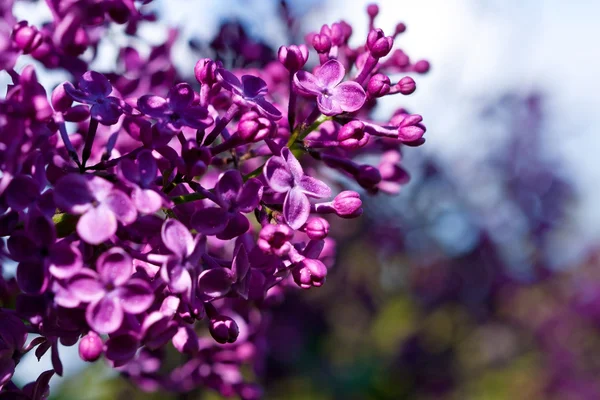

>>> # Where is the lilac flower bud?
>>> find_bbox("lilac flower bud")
[414,59,431,73]
[395,23,407,35]
[391,113,426,142]
[367,4,379,18]
[278,44,309,72]
[12,21,43,54]
[51,83,73,113]
[332,191,363,218]
[367,74,391,97]
[194,58,220,86]
[367,29,393,58]
[292,258,327,289]
[338,120,370,149]
[305,217,330,240]
[312,33,332,54]
[238,111,273,142]
[79,332,103,362]
[257,224,294,256]
[356,165,382,189]
[209,315,239,344]
[398,76,416,95]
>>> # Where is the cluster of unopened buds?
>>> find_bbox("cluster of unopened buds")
[0,0,428,398]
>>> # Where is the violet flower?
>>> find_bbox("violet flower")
[197,244,250,300]
[64,71,124,125]
[66,247,154,334]
[264,148,331,229]
[191,170,263,240]
[216,69,282,120]
[137,83,213,133]
[293,59,366,116]
[53,174,137,245]
[0,311,27,391]
[119,149,169,214]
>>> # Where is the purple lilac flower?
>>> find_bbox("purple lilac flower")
[216,70,282,120]
[191,170,263,240]
[264,148,331,229]
[119,150,168,214]
[0,311,27,391]
[64,71,124,125]
[137,82,213,133]
[53,174,137,245]
[293,59,366,116]
[66,247,154,334]
[198,244,250,300]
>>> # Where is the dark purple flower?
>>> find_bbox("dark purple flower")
[119,150,168,214]
[257,224,294,256]
[191,170,262,240]
[293,59,366,116]
[277,44,309,72]
[0,311,27,390]
[216,69,282,120]
[137,83,213,132]
[197,244,250,300]
[53,174,137,245]
[209,315,239,344]
[264,148,331,229]
[64,71,124,125]
[66,247,154,334]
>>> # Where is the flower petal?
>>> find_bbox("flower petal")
[216,212,249,240]
[53,174,94,214]
[317,94,343,116]
[48,241,82,279]
[197,268,235,299]
[160,259,192,294]
[137,95,169,119]
[283,187,310,230]
[132,187,163,214]
[16,261,48,295]
[96,247,133,286]
[254,97,282,120]
[78,71,112,98]
[90,97,122,125]
[77,205,117,245]
[216,170,243,209]
[161,219,195,259]
[118,279,154,314]
[332,81,366,113]
[236,178,263,213]
[68,270,105,303]
[316,59,345,89]
[264,154,294,193]
[137,150,158,187]
[299,175,332,199]
[241,75,268,98]
[86,295,124,334]
[167,82,194,111]
[293,70,322,95]
[179,106,214,129]
[281,147,304,182]
[216,69,243,95]
[103,190,137,225]
[232,244,249,281]
[190,207,229,235]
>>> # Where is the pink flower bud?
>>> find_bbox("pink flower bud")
[305,217,330,240]
[293,258,327,289]
[338,120,369,149]
[332,191,363,218]
[356,165,382,190]
[367,4,379,18]
[194,58,220,86]
[238,111,273,142]
[398,76,416,95]
[395,23,407,35]
[278,45,308,72]
[257,224,294,256]
[79,332,103,362]
[209,315,239,344]
[51,83,73,113]
[312,34,332,54]
[414,59,431,73]
[12,21,43,54]
[367,29,393,58]
[367,74,391,97]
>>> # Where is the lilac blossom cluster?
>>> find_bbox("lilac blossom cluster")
[0,1,428,398]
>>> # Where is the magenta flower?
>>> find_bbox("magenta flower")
[293,59,366,116]
[53,174,137,245]
[216,69,282,120]
[64,71,124,125]
[264,148,331,229]
[137,83,213,132]
[119,150,168,214]
[191,170,263,240]
[66,248,154,334]
[197,244,250,301]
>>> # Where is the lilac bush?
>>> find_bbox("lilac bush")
[0,1,428,398]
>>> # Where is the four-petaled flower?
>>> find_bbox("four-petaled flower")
[64,71,124,125]
[137,83,214,133]
[66,248,154,334]
[119,150,169,214]
[191,170,263,240]
[54,174,137,245]
[293,59,366,116]
[264,148,331,229]
[216,69,282,120]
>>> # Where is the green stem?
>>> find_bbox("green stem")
[171,192,207,205]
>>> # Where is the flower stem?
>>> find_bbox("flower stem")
[81,118,99,171]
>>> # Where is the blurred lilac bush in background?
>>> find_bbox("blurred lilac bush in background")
[2,0,600,399]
